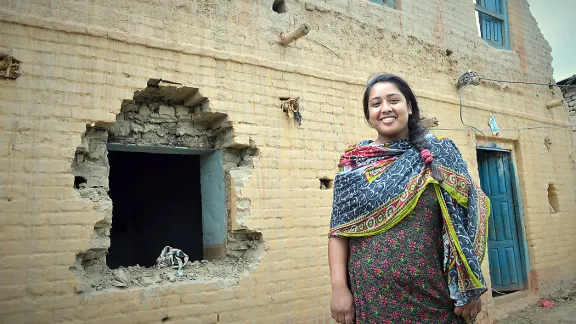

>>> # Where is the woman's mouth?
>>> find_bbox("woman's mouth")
[379,116,397,125]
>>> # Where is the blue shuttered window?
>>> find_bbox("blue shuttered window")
[369,0,395,8]
[474,0,510,49]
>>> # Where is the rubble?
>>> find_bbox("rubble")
[72,256,254,293]
[112,269,131,285]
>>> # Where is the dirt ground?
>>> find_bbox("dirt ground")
[496,291,576,324]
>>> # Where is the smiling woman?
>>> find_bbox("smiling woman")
[366,82,412,143]
[328,74,490,324]
[362,74,443,181]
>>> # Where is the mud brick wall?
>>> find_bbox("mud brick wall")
[0,0,575,323]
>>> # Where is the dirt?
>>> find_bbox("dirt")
[496,290,576,324]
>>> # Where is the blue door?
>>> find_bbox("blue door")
[477,150,525,291]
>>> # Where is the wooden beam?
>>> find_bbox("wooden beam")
[279,24,310,46]
[474,4,505,21]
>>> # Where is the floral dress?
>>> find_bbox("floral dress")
[348,185,462,324]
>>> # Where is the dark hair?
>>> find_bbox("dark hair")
[362,73,443,182]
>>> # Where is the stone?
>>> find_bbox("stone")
[140,277,155,287]
[110,121,131,137]
[159,105,175,117]
[122,103,139,112]
[112,269,130,285]
[156,128,166,137]
[176,106,191,118]
[139,105,152,117]
[167,273,176,282]
[111,280,127,288]
[305,3,315,11]
[86,265,104,276]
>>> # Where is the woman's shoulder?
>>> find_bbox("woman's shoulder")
[425,134,464,161]
[425,133,458,147]
[425,133,449,143]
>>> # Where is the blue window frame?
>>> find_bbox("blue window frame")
[369,0,395,8]
[474,0,510,49]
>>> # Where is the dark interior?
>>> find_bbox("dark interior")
[107,150,203,269]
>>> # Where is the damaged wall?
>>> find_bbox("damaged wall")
[563,85,576,199]
[564,86,576,160]
[70,83,264,293]
[0,0,575,323]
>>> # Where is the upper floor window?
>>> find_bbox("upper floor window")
[369,0,395,8]
[474,0,510,49]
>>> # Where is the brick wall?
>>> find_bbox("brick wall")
[564,85,576,202]
[565,86,576,151]
[1,0,575,323]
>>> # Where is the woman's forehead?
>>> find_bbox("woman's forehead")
[369,82,403,97]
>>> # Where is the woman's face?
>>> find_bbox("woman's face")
[367,82,412,144]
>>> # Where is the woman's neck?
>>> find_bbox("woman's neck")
[373,134,409,145]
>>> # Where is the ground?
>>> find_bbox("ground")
[496,291,576,324]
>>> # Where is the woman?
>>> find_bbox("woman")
[328,74,490,324]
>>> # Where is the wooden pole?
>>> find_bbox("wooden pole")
[279,24,310,46]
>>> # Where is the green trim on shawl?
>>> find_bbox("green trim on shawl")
[337,178,490,290]
[337,178,435,238]
[434,184,484,289]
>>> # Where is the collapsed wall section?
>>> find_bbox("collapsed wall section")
[70,82,263,293]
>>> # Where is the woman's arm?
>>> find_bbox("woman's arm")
[329,236,349,288]
[329,236,354,324]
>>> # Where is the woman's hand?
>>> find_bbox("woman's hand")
[330,285,355,324]
[454,298,482,319]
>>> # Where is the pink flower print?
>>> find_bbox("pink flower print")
[409,241,418,253]
[382,259,392,268]
[406,265,418,276]
[369,286,377,295]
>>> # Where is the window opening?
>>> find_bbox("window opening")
[106,151,203,269]
[473,0,510,49]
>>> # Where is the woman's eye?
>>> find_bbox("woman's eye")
[371,102,380,108]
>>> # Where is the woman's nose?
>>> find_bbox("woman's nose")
[380,103,392,113]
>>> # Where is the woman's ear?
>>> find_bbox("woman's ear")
[408,102,413,115]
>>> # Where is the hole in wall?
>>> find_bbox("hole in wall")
[0,54,21,79]
[69,79,264,294]
[320,178,334,190]
[161,316,170,322]
[273,0,286,13]
[74,176,87,189]
[548,183,560,213]
[445,49,453,56]
[279,97,302,125]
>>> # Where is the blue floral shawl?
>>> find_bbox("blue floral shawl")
[329,134,490,307]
